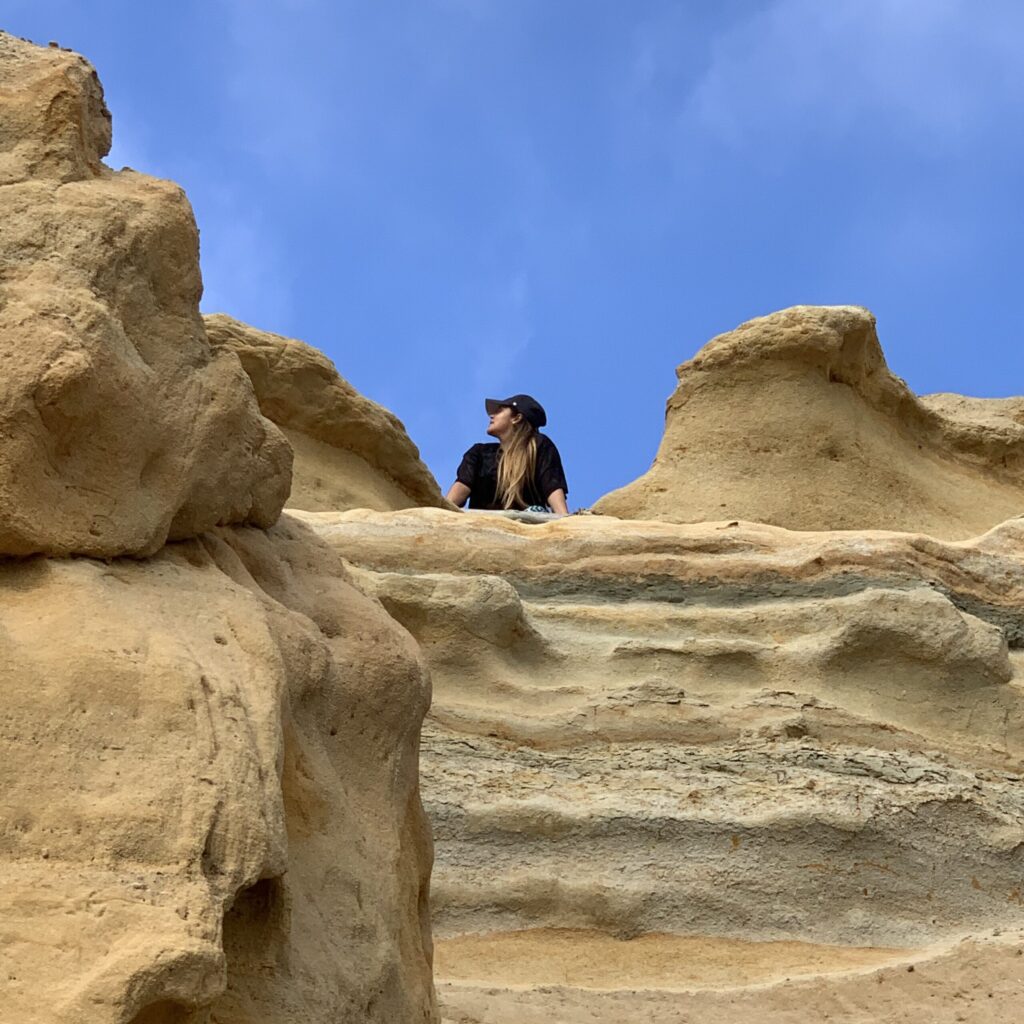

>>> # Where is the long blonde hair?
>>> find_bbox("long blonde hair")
[496,417,538,509]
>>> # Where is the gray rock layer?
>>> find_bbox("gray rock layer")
[302,507,1024,1020]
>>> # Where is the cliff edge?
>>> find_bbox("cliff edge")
[204,314,447,514]
[594,306,1024,537]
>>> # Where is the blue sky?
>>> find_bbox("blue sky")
[7,1,1024,507]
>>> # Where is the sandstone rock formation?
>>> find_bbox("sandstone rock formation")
[594,306,1024,538]
[301,506,1024,1023]
[8,22,1024,1024]
[1,32,435,1024]
[0,32,292,558]
[0,32,110,183]
[2,518,436,1024]
[205,314,446,514]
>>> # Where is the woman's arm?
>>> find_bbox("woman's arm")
[546,488,569,515]
[535,436,569,516]
[446,481,471,508]
[449,445,479,509]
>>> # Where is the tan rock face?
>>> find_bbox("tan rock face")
[1,32,435,1024]
[0,33,111,184]
[0,32,292,557]
[301,507,1024,1023]
[204,314,445,513]
[1,515,436,1024]
[594,306,1024,538]
[10,25,1024,1024]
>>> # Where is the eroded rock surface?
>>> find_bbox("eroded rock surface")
[1,516,436,1024]
[0,32,110,184]
[8,23,1024,1024]
[0,32,435,1024]
[595,306,1024,538]
[205,314,446,514]
[300,507,1024,1023]
[0,32,291,558]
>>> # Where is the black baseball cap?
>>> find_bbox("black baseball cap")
[485,394,547,429]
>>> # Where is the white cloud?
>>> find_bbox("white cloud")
[656,0,1024,163]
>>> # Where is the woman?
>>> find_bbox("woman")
[446,394,569,514]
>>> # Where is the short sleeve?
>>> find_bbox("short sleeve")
[535,437,568,500]
[456,445,481,488]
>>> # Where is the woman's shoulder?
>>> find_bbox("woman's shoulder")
[461,441,500,461]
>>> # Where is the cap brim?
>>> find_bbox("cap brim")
[484,398,507,415]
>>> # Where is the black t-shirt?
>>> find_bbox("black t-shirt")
[456,434,569,510]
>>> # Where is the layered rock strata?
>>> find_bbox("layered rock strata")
[0,32,436,1024]
[300,507,1024,1022]
[204,314,446,514]
[8,23,1024,1024]
[595,306,1024,538]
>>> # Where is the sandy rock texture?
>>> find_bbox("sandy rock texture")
[8,23,1024,1024]
[0,32,110,183]
[435,932,1024,1024]
[205,314,446,514]
[1,32,436,1024]
[1,516,436,1024]
[594,306,1024,538]
[0,32,291,558]
[300,507,1024,1023]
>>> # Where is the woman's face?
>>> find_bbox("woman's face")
[486,405,520,438]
